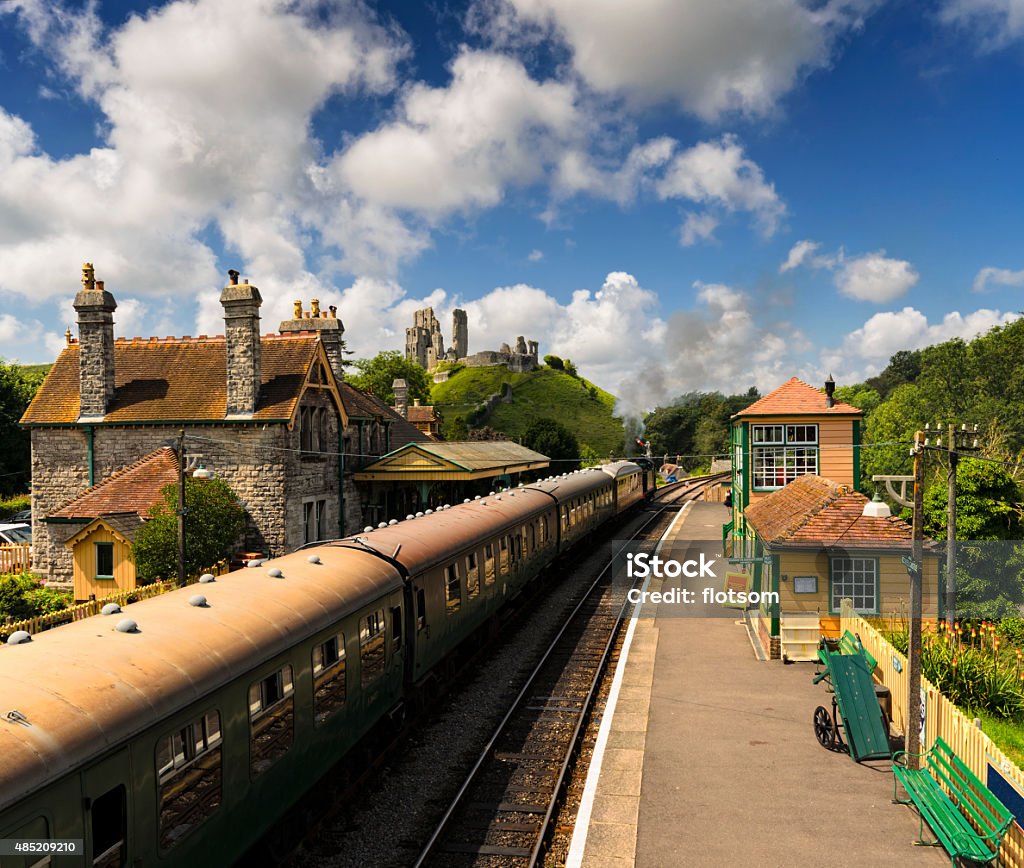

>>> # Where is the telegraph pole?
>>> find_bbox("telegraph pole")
[177,428,187,588]
[905,430,926,766]
[945,424,958,625]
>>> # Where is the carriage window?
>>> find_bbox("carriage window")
[91,785,126,868]
[484,543,495,585]
[499,537,509,573]
[10,816,51,868]
[445,564,461,614]
[248,666,294,777]
[360,609,386,684]
[157,710,222,849]
[465,553,480,599]
[391,605,403,651]
[416,587,428,630]
[312,633,346,725]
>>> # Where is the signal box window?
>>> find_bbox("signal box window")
[445,564,461,614]
[156,710,222,849]
[751,424,818,490]
[360,609,386,684]
[312,633,346,725]
[91,784,126,868]
[248,666,294,776]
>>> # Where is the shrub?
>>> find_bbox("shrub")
[0,573,70,622]
[543,354,564,370]
[0,493,30,520]
[564,359,578,378]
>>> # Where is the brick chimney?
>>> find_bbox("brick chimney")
[74,262,117,420]
[278,298,346,383]
[221,271,262,417]
[392,378,408,418]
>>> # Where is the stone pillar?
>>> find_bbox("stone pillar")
[279,300,346,384]
[393,378,408,418]
[515,335,527,355]
[528,340,539,363]
[74,263,117,419]
[453,308,468,358]
[221,271,262,417]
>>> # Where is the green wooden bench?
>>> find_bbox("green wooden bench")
[814,630,877,685]
[893,736,1013,866]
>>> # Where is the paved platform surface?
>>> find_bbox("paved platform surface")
[572,501,946,868]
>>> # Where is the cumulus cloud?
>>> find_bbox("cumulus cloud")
[475,0,877,120]
[679,213,720,246]
[834,252,919,302]
[554,137,675,206]
[656,135,785,238]
[828,306,1020,375]
[780,239,821,272]
[972,265,1024,292]
[527,249,544,261]
[940,0,1024,50]
[0,0,409,309]
[334,50,579,215]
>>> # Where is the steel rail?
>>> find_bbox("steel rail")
[413,472,722,867]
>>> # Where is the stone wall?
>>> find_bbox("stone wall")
[284,389,342,549]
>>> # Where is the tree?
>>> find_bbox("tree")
[0,361,45,497]
[133,478,245,584]
[447,416,470,441]
[563,359,578,378]
[522,417,580,471]
[467,426,509,441]
[543,355,564,370]
[347,351,431,405]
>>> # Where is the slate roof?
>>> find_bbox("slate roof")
[50,447,179,520]
[338,383,429,448]
[22,334,320,425]
[743,474,925,551]
[734,377,862,417]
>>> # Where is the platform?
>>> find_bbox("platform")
[568,501,947,867]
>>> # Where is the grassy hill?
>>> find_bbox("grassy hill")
[430,365,625,456]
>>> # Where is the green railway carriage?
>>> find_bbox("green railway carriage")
[0,464,650,867]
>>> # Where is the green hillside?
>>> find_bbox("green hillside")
[430,365,625,455]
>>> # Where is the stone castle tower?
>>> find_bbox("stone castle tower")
[404,306,539,373]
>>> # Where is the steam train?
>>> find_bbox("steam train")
[0,461,653,868]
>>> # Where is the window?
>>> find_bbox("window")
[499,536,509,574]
[11,816,52,868]
[300,407,312,452]
[391,605,403,651]
[156,711,222,848]
[91,785,126,868]
[318,408,328,453]
[313,633,346,724]
[751,424,818,489]
[249,666,294,776]
[304,499,326,544]
[466,553,479,599]
[484,543,495,586]
[360,609,386,685]
[95,542,114,579]
[831,557,878,614]
[416,587,427,630]
[445,564,461,614]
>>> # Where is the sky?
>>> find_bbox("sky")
[1,0,1024,417]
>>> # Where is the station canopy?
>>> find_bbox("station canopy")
[354,441,549,482]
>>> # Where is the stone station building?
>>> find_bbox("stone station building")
[22,265,426,587]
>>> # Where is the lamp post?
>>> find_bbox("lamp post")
[176,429,215,588]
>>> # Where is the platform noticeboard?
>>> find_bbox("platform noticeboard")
[723,571,751,609]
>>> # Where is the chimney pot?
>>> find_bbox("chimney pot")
[311,298,321,318]
[228,269,239,286]
[293,300,303,319]
[824,372,836,408]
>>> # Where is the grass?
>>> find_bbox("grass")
[975,711,1024,769]
[430,365,625,456]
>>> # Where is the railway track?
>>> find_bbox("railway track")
[413,473,722,868]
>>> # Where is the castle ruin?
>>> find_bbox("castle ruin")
[405,307,539,373]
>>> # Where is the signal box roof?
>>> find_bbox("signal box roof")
[733,377,862,418]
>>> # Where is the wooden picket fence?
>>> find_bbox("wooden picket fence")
[0,543,31,574]
[0,560,230,643]
[841,600,1024,865]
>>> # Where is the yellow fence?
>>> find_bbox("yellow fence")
[841,600,1024,865]
[0,543,31,574]
[0,561,230,642]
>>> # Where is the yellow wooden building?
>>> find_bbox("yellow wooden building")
[65,515,143,601]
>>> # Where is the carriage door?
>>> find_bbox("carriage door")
[82,748,132,868]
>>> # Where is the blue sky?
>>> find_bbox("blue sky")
[1,0,1023,414]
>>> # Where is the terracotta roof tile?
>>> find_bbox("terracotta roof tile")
[735,377,862,417]
[22,334,319,425]
[50,447,178,519]
[338,383,430,448]
[744,474,925,550]
[407,405,440,423]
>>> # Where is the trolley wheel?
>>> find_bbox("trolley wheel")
[813,705,835,750]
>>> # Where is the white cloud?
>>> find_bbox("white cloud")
[0,0,409,308]
[780,239,821,272]
[832,306,1020,372]
[527,249,544,262]
[656,135,785,238]
[334,50,579,215]
[477,0,877,120]
[834,251,919,302]
[554,137,675,206]
[972,265,1024,292]
[940,0,1024,50]
[679,213,719,246]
